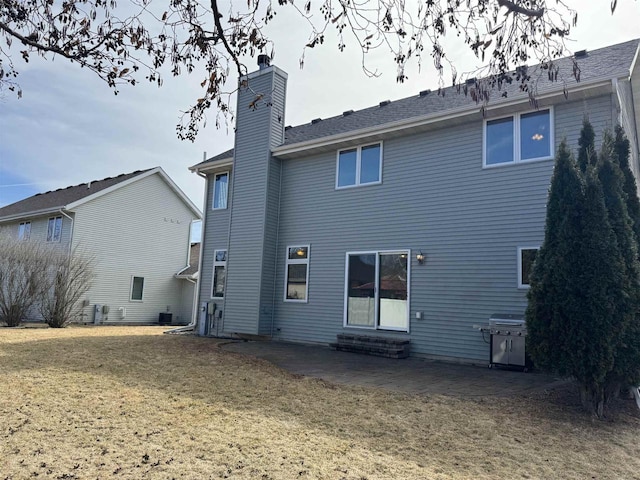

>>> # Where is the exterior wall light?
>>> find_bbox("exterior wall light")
[416,251,425,264]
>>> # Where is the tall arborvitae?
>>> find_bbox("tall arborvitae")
[614,124,640,245]
[572,169,626,416]
[577,117,597,172]
[596,132,640,398]
[526,140,585,374]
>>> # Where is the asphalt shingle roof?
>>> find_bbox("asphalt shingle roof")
[193,38,639,168]
[0,169,152,219]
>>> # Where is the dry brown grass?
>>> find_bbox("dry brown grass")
[0,326,639,480]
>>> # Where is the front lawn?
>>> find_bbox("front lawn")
[0,326,638,479]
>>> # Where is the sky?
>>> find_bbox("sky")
[1,0,639,236]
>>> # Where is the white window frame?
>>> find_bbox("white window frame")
[211,249,228,298]
[18,221,31,241]
[212,171,229,210]
[130,276,144,302]
[335,142,383,189]
[46,216,63,242]
[284,245,310,303]
[343,249,411,333]
[483,107,554,168]
[517,246,540,289]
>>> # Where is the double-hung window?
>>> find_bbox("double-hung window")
[484,109,553,167]
[47,216,62,242]
[517,247,539,288]
[18,221,31,240]
[213,172,229,210]
[212,250,227,298]
[284,246,309,302]
[336,143,382,188]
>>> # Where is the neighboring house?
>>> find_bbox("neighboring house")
[0,167,202,325]
[190,40,640,363]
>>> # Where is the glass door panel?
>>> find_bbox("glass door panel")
[378,253,408,329]
[346,254,376,326]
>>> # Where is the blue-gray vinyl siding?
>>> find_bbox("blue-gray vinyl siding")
[223,67,287,335]
[272,94,615,361]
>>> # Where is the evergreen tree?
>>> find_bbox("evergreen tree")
[577,117,597,173]
[572,170,626,416]
[614,124,640,246]
[596,133,640,398]
[527,134,639,417]
[527,140,584,374]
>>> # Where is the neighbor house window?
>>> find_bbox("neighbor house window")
[18,221,31,240]
[284,245,309,302]
[336,143,382,188]
[213,172,229,209]
[131,276,145,301]
[344,250,409,331]
[518,247,539,288]
[46,216,62,242]
[484,109,553,167]
[212,249,227,297]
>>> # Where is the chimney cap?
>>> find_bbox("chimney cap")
[257,54,271,69]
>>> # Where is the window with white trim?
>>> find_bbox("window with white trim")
[131,276,145,301]
[213,172,229,209]
[46,216,62,242]
[484,109,553,167]
[284,246,309,302]
[18,221,31,240]
[518,247,539,288]
[212,249,227,297]
[336,143,382,188]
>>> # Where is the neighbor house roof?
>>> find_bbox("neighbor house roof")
[191,38,640,170]
[0,167,202,222]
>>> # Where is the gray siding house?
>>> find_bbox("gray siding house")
[191,39,640,362]
[0,168,202,325]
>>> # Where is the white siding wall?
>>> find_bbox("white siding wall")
[71,173,196,324]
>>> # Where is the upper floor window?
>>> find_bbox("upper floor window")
[18,221,31,241]
[484,109,553,167]
[213,172,229,209]
[212,249,227,297]
[336,143,382,188]
[284,245,309,302]
[47,216,62,242]
[518,247,539,288]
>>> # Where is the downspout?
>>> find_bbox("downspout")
[165,170,208,335]
[59,209,74,254]
[270,159,283,338]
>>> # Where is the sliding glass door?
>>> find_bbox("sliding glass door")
[345,251,409,331]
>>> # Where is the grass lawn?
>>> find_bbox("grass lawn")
[0,326,639,479]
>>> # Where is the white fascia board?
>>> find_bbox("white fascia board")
[272,77,618,158]
[0,207,63,224]
[189,158,233,174]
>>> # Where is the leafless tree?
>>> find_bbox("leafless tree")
[0,236,55,327]
[39,247,94,328]
[0,1,625,140]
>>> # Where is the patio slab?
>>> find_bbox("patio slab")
[220,340,569,397]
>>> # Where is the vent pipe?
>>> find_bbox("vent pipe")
[257,55,271,70]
